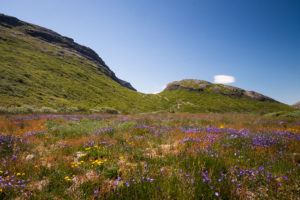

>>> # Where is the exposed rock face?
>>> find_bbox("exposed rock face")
[0,14,24,27]
[166,79,212,92]
[292,102,300,109]
[165,79,277,102]
[0,13,136,91]
[221,85,245,97]
[244,91,274,102]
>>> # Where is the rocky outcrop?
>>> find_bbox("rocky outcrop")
[166,79,212,92]
[0,14,24,27]
[165,79,277,102]
[221,85,245,97]
[292,102,300,109]
[0,14,136,91]
[244,91,275,102]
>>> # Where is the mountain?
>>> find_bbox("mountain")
[292,102,300,109]
[0,13,136,91]
[0,14,293,114]
[164,79,276,102]
[157,79,292,113]
[0,13,161,113]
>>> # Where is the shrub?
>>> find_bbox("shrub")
[90,107,119,114]
[39,106,58,113]
[0,106,8,114]
[57,106,79,113]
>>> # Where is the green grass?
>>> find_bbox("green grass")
[159,89,293,114]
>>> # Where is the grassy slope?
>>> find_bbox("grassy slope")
[0,25,164,113]
[158,89,293,114]
[0,24,294,114]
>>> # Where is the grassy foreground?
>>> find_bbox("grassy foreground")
[0,113,299,199]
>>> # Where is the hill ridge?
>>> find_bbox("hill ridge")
[165,79,277,102]
[0,13,136,91]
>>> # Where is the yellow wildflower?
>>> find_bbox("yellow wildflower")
[0,188,2,192]
[16,173,21,176]
[119,156,124,159]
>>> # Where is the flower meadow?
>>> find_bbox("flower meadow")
[0,113,299,199]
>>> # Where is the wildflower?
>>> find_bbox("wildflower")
[191,179,194,184]
[119,156,124,159]
[34,165,38,168]
[94,190,98,195]
[16,173,21,176]
[64,176,71,181]
[125,182,130,187]
[215,192,219,196]
[0,188,2,192]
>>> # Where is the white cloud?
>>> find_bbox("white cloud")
[214,75,235,84]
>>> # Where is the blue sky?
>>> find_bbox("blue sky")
[1,0,299,104]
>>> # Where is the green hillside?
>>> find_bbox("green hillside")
[159,87,292,114]
[0,14,165,113]
[0,14,294,114]
[157,79,293,113]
